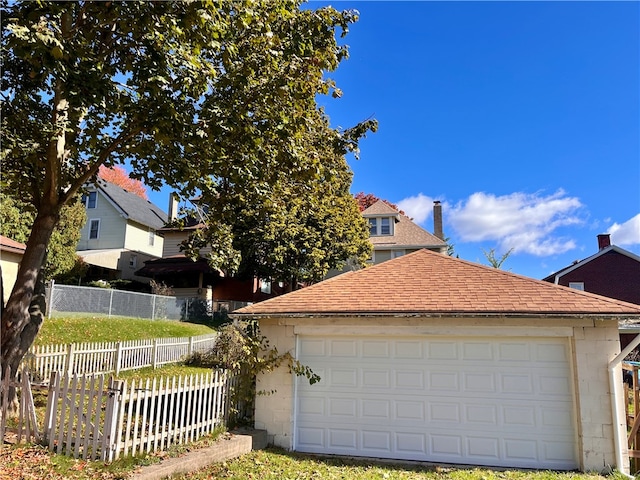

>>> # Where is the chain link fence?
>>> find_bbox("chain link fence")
[47,282,184,320]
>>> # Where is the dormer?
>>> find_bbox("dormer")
[361,200,401,237]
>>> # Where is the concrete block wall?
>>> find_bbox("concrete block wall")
[572,322,626,472]
[255,320,296,448]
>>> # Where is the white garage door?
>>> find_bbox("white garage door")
[294,335,577,470]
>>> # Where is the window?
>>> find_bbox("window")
[569,282,584,291]
[129,254,137,269]
[89,219,100,239]
[368,217,393,236]
[82,191,97,209]
[148,228,155,246]
[260,279,272,295]
[392,250,405,259]
[368,218,377,236]
[380,217,391,235]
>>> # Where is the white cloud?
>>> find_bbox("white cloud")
[397,193,436,223]
[608,214,640,245]
[448,190,584,256]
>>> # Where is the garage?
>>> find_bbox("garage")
[234,249,640,472]
[294,334,576,469]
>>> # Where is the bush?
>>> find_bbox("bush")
[185,319,319,426]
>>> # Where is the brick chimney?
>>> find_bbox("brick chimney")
[597,233,611,250]
[433,201,444,240]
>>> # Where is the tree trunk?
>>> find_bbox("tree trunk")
[1,209,58,411]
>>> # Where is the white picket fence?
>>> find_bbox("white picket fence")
[44,370,229,461]
[25,333,218,382]
[0,366,41,444]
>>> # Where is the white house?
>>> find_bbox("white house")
[76,180,167,283]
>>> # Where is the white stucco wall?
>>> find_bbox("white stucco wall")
[253,316,624,473]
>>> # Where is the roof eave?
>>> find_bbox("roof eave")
[232,311,638,320]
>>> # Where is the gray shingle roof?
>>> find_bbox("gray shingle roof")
[98,180,167,229]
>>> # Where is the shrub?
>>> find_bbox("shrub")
[185,319,319,426]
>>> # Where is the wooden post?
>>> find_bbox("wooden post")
[64,343,75,376]
[188,336,195,357]
[152,339,158,370]
[114,342,123,375]
[102,378,123,462]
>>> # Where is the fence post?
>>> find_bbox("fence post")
[108,289,114,318]
[45,279,55,317]
[64,343,75,376]
[114,342,123,375]
[152,339,158,370]
[189,336,195,357]
[102,378,123,462]
[44,371,59,445]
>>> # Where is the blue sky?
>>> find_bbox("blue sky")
[149,0,639,280]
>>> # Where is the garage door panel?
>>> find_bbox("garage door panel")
[300,370,572,402]
[298,395,573,433]
[295,335,577,469]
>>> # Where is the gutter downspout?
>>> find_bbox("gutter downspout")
[608,333,640,479]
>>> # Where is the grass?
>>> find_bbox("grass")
[0,426,227,480]
[172,447,625,480]
[34,316,215,345]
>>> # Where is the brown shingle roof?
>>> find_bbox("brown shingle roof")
[371,214,445,248]
[362,200,445,248]
[362,200,400,216]
[235,249,640,317]
[0,235,26,255]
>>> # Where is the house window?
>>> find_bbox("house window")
[392,250,405,259]
[89,219,100,239]
[368,217,393,236]
[380,217,391,235]
[260,279,272,295]
[569,282,584,291]
[82,191,97,209]
[368,218,377,236]
[129,254,137,269]
[148,228,155,246]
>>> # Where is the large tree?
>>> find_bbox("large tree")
[183,109,374,288]
[0,194,86,281]
[1,1,375,398]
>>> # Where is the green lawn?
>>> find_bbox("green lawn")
[34,316,215,345]
[173,447,625,480]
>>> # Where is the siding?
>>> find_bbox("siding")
[123,221,164,257]
[162,231,211,258]
[558,250,640,304]
[77,193,126,250]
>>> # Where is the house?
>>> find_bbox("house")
[325,199,447,279]
[233,248,640,473]
[542,234,640,304]
[363,200,447,264]
[543,234,640,350]
[0,235,26,305]
[75,180,166,283]
[135,194,284,309]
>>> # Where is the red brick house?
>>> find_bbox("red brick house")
[542,234,640,305]
[543,234,640,350]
